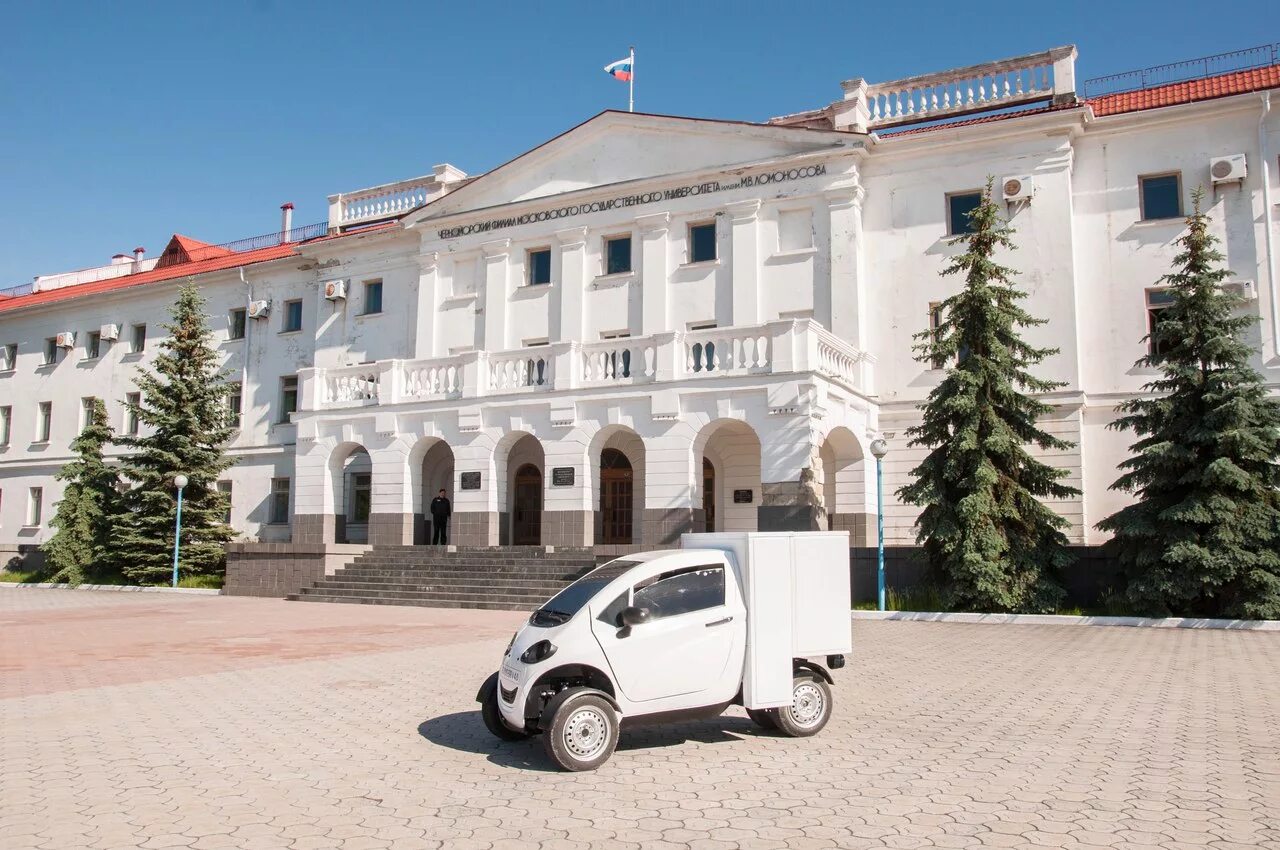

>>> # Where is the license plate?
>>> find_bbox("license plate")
[500,662,522,684]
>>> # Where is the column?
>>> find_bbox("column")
[292,436,334,544]
[541,435,592,547]
[554,226,587,343]
[412,250,440,358]
[759,415,823,532]
[480,238,510,352]
[637,212,670,335]
[826,180,867,348]
[642,428,700,546]
[449,439,499,546]
[727,200,762,328]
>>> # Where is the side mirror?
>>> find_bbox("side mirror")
[619,606,651,627]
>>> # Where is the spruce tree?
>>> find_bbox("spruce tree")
[113,282,234,583]
[898,179,1079,613]
[1098,192,1280,619]
[42,398,122,585]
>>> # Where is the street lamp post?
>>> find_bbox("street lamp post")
[172,474,188,588]
[869,439,889,611]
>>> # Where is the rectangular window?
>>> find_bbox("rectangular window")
[947,191,983,236]
[216,480,233,525]
[81,397,96,432]
[269,478,290,524]
[87,331,102,359]
[604,234,632,275]
[1146,288,1176,358]
[688,221,717,263]
[229,308,247,340]
[928,302,946,370]
[43,337,58,365]
[36,402,51,442]
[0,344,14,371]
[350,473,372,523]
[633,565,726,619]
[226,383,243,427]
[0,406,10,446]
[1140,173,1183,221]
[27,487,43,527]
[778,208,813,252]
[131,324,147,353]
[279,376,298,422]
[527,248,552,286]
[362,280,383,315]
[282,299,303,332]
[125,392,140,436]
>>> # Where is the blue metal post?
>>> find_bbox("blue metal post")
[171,485,185,588]
[876,456,885,611]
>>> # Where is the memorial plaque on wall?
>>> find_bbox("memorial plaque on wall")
[551,467,575,487]
[459,471,482,490]
[733,489,754,504]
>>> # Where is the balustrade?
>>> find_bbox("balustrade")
[684,328,770,376]
[322,365,380,407]
[402,358,463,400]
[580,340,657,385]
[488,348,553,393]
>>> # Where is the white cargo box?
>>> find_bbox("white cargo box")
[680,531,851,709]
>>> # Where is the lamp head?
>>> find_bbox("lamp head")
[869,438,889,460]
[174,474,189,489]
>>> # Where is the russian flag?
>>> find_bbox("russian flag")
[604,57,632,82]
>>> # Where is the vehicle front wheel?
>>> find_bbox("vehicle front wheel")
[543,692,619,771]
[769,674,832,737]
[480,677,529,742]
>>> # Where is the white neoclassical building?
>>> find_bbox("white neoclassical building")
[1,44,1278,569]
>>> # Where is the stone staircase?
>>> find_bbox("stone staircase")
[286,546,598,610]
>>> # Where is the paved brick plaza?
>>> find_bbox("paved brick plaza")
[1,588,1277,850]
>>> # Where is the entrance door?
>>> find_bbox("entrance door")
[600,449,633,545]
[702,458,716,533]
[512,464,542,545]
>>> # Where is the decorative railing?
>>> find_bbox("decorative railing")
[327,165,467,230]
[1083,42,1280,97]
[298,319,871,412]
[853,46,1076,131]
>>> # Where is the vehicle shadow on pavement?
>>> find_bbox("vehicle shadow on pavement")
[418,711,765,771]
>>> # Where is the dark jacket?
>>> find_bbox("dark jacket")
[429,496,452,519]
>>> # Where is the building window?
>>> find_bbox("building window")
[928,302,947,370]
[131,324,147,353]
[1146,288,1177,358]
[43,337,58,365]
[1,344,14,371]
[362,280,383,315]
[125,392,140,436]
[86,331,102,359]
[229,308,247,340]
[216,480,233,525]
[269,478,290,524]
[279,376,298,423]
[1139,173,1183,221]
[687,221,717,263]
[27,487,43,526]
[36,402,51,443]
[0,406,11,446]
[81,397,97,432]
[778,209,813,252]
[527,248,552,286]
[226,383,242,428]
[282,299,303,333]
[946,191,983,236]
[350,473,372,523]
[604,234,632,275]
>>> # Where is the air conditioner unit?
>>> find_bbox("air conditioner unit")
[247,299,272,319]
[1210,154,1247,185]
[55,332,76,349]
[99,323,119,341]
[323,280,347,301]
[1002,175,1034,203]
[1222,280,1257,301]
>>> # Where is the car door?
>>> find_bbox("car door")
[590,559,746,704]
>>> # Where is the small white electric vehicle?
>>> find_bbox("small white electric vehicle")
[476,531,852,771]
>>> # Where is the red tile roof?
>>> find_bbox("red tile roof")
[1089,64,1280,116]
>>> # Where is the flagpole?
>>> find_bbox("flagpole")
[629,46,635,113]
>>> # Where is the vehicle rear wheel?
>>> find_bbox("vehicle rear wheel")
[769,673,832,737]
[481,679,529,742]
[746,708,777,730]
[543,692,619,771]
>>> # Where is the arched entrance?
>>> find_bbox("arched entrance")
[702,457,716,533]
[512,464,543,545]
[334,446,371,544]
[600,448,633,544]
[694,419,761,533]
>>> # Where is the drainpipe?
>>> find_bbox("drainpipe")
[1260,93,1278,355]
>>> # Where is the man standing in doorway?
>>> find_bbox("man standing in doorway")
[430,488,452,545]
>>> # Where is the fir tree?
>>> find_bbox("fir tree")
[42,398,122,585]
[898,179,1079,613]
[112,282,235,584]
[1098,192,1280,619]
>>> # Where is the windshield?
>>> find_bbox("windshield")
[530,559,641,626]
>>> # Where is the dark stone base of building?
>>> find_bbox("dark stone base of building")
[224,542,331,598]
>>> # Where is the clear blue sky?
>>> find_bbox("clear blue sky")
[2,1,1274,284]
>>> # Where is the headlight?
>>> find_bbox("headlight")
[519,640,557,664]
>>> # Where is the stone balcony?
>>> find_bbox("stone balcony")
[296,319,873,414]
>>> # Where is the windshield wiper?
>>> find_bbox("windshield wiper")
[531,608,571,626]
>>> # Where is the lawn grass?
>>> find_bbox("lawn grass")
[177,574,224,590]
[0,569,42,584]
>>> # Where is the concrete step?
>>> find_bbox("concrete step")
[311,579,567,594]
[286,594,536,611]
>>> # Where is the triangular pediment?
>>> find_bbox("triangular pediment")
[407,111,861,221]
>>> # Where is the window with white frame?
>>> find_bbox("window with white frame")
[1146,288,1176,358]
[687,221,717,263]
[0,343,14,371]
[527,248,552,286]
[87,331,102,359]
[36,402,51,442]
[362,280,383,315]
[229,308,247,340]
[1139,173,1183,221]
[131,323,147,353]
[226,383,243,427]
[928,302,947,370]
[604,234,632,275]
[0,405,11,446]
[279,376,299,423]
[43,337,58,365]
[946,190,982,236]
[217,480,233,524]
[81,397,97,432]
[27,487,43,526]
[269,478,291,524]
[124,392,140,436]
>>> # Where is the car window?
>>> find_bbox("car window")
[633,566,725,620]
